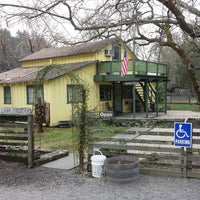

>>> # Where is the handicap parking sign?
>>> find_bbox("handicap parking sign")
[174,122,192,148]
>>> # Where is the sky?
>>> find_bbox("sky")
[0,0,199,59]
[0,0,79,41]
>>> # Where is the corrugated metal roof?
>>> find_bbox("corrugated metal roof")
[20,37,120,62]
[0,61,96,84]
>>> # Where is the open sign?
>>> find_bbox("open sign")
[99,111,113,118]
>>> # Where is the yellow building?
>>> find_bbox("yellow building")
[0,37,168,126]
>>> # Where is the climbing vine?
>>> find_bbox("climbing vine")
[34,64,92,173]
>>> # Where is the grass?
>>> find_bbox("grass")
[34,103,199,151]
[93,126,124,138]
[167,103,200,111]
[158,103,199,111]
[35,127,75,151]
[34,125,122,152]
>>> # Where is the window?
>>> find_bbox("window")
[100,85,111,101]
[26,85,44,104]
[113,44,120,61]
[122,85,132,99]
[4,86,11,104]
[67,84,83,103]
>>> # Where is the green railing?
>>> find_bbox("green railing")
[97,59,168,76]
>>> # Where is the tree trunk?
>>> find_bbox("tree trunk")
[166,34,200,107]
[177,50,200,106]
[186,63,200,106]
[79,89,87,174]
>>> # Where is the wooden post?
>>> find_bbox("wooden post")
[132,61,136,119]
[28,115,34,168]
[181,147,185,177]
[186,148,192,178]
[87,128,94,174]
[156,81,159,117]
[132,83,136,119]
[164,81,167,114]
[189,95,191,104]
[144,81,148,118]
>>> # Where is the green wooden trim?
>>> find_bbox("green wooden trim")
[156,81,159,116]
[132,84,136,118]
[144,81,148,118]
[26,84,44,105]
[3,86,11,104]
[96,59,168,80]
[66,84,84,103]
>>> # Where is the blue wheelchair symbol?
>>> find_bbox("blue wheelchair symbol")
[174,122,192,148]
[175,124,189,139]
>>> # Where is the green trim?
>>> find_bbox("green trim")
[100,85,111,101]
[94,74,168,82]
[3,86,11,104]
[67,84,84,103]
[26,85,44,104]
[96,59,168,80]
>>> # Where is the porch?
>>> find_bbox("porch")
[95,59,169,118]
[94,59,168,82]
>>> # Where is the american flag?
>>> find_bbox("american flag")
[121,49,129,76]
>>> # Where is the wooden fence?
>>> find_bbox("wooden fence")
[0,114,34,168]
[88,127,200,179]
[167,94,197,104]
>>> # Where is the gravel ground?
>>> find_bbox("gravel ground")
[0,160,200,200]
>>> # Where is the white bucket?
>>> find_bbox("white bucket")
[91,150,106,178]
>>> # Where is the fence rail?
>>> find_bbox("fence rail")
[167,94,197,104]
[88,128,200,179]
[0,115,34,168]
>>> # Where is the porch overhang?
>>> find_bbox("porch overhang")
[94,74,169,82]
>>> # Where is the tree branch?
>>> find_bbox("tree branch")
[178,0,200,17]
[0,3,70,21]
[0,2,178,32]
[158,0,200,38]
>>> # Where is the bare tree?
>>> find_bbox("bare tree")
[16,30,53,55]
[0,28,53,72]
[0,29,15,71]
[0,0,200,103]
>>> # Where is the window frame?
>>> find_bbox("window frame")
[112,44,121,61]
[67,84,84,103]
[3,86,11,104]
[100,85,111,101]
[26,85,44,105]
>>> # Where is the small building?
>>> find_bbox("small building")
[0,37,168,126]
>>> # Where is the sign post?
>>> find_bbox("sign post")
[174,122,192,148]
